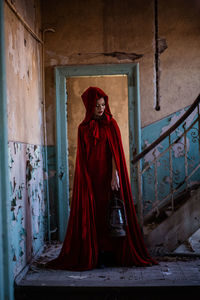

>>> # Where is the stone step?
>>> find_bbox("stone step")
[144,186,200,254]
[15,257,200,300]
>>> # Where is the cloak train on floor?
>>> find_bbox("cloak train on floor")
[47,86,157,270]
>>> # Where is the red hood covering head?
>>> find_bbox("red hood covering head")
[81,87,112,123]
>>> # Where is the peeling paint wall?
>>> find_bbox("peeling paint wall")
[4,0,46,277]
[8,142,46,275]
[141,105,200,215]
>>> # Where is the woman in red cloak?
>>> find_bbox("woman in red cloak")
[47,86,157,271]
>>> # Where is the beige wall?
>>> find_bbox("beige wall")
[66,75,129,202]
[158,0,200,116]
[5,0,43,145]
[42,0,200,145]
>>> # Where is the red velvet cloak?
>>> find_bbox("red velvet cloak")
[47,87,157,271]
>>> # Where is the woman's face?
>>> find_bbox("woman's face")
[94,97,106,118]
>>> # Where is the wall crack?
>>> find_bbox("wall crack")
[77,51,143,62]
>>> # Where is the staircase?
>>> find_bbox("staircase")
[132,94,200,254]
[144,185,200,254]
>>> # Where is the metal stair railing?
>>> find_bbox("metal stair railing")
[132,94,200,227]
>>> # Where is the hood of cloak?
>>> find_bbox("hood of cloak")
[81,86,112,124]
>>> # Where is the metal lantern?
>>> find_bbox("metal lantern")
[107,192,127,237]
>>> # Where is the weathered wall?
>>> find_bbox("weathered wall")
[42,0,155,145]
[5,0,46,277]
[8,142,46,276]
[158,0,200,117]
[141,105,200,216]
[5,1,43,144]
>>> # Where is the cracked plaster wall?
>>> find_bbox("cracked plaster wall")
[4,0,46,277]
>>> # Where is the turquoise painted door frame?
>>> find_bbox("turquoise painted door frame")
[0,0,14,299]
[55,63,141,241]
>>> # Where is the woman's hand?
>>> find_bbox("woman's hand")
[111,169,120,191]
[111,157,120,191]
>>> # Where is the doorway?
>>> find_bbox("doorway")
[55,64,141,241]
[66,75,130,205]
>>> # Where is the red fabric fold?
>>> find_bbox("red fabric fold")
[89,119,100,144]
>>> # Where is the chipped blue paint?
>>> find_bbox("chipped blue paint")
[141,106,200,215]
[8,142,46,277]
